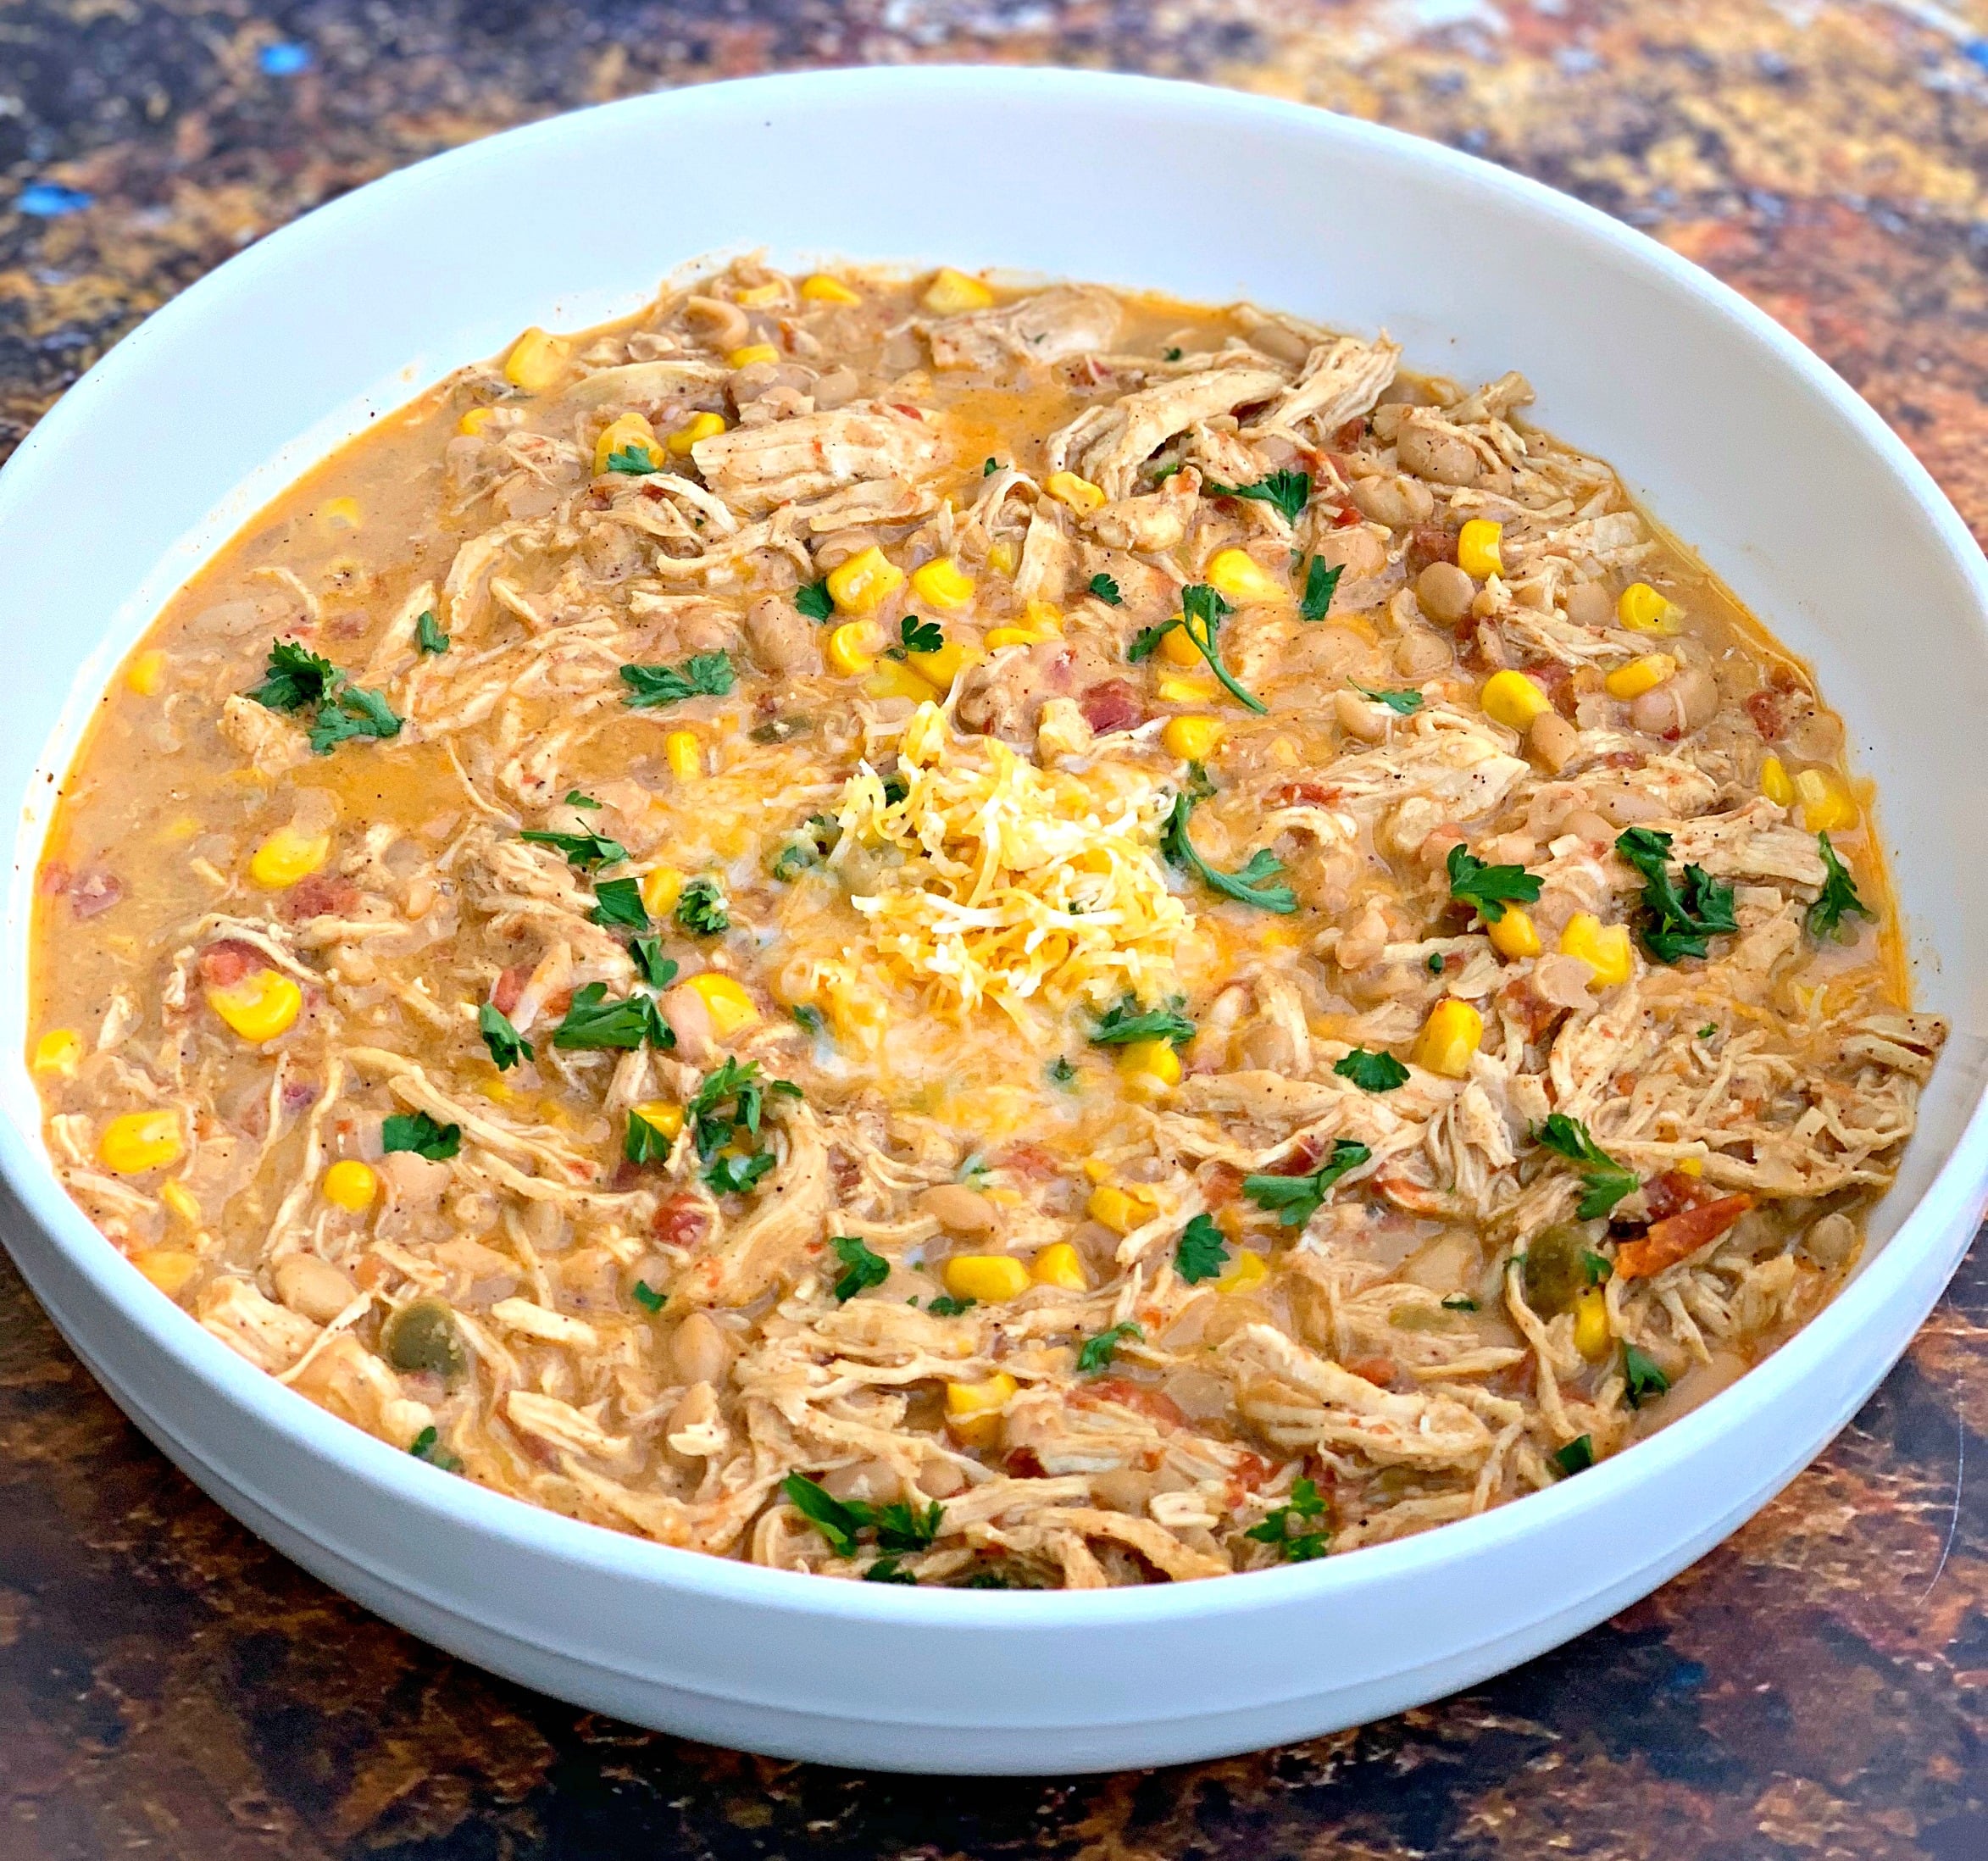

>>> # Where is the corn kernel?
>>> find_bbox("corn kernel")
[908,557,976,610]
[1217,1249,1269,1296]
[1162,715,1225,761]
[942,1255,1032,1303]
[126,651,168,697]
[323,1159,379,1211]
[669,410,727,457]
[825,546,904,616]
[1456,518,1504,580]
[923,267,995,314]
[1156,674,1219,705]
[159,1180,201,1225]
[1759,754,1794,808]
[1487,906,1542,960]
[945,1369,1018,1447]
[727,342,780,369]
[1676,1156,1704,1177]
[1573,1286,1611,1361]
[864,658,936,702]
[319,495,361,531]
[984,627,1039,650]
[1480,669,1552,731]
[1617,581,1680,633]
[250,824,331,889]
[986,539,1019,576]
[1045,470,1106,516]
[664,730,702,781]
[1087,1182,1160,1235]
[1159,622,1203,668]
[593,411,662,475]
[206,968,303,1043]
[133,1249,200,1297]
[33,1029,82,1077]
[1117,1038,1182,1089]
[1604,653,1677,701]
[1203,547,1286,604]
[801,273,861,304]
[1794,768,1856,832]
[686,972,760,1038]
[827,619,884,677]
[629,1103,684,1146]
[458,406,494,436]
[1413,999,1484,1078]
[640,866,684,915]
[1021,600,1063,636]
[907,639,978,692]
[100,1108,183,1175]
[734,281,786,308]
[1031,1242,1089,1291]
[1559,913,1633,988]
[503,326,569,393]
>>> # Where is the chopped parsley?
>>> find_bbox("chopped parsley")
[1090,994,1196,1048]
[477,1002,532,1070]
[1441,1294,1480,1312]
[564,789,602,808]
[1533,1113,1638,1219]
[1427,952,1445,975]
[1088,571,1123,606]
[1173,583,1265,714]
[1623,1343,1671,1408]
[624,1107,676,1165]
[1300,557,1343,623]
[1203,468,1311,526]
[771,814,841,883]
[793,1003,826,1037]
[629,937,677,990]
[1127,620,1180,663]
[1335,1047,1408,1093]
[1352,682,1424,715]
[675,875,730,936]
[795,580,835,622]
[1806,831,1874,943]
[605,443,659,475]
[1243,1140,1372,1227]
[1163,345,1183,361]
[247,641,403,754]
[589,875,649,930]
[519,827,629,870]
[630,1280,664,1313]
[550,983,671,1051]
[382,1110,461,1161]
[1446,842,1542,925]
[408,1425,462,1472]
[1552,1434,1595,1476]
[1174,1213,1230,1284]
[982,456,1000,475]
[308,683,403,753]
[415,610,449,654]
[1243,1476,1330,1561]
[1047,1055,1078,1087]
[886,614,943,658]
[1163,791,1297,914]
[1615,827,1738,962]
[705,1150,776,1195]
[1582,1248,1613,1286]
[864,1558,917,1585]
[830,1234,890,1302]
[618,650,736,708]
[686,1057,798,1165]
[781,1472,943,1558]
[1698,1023,1719,1040]
[1076,1321,1143,1375]
[925,1294,976,1318]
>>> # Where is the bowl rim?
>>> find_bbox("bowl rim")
[4,61,1986,1637]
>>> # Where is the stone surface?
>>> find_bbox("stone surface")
[3,2,1987,1853]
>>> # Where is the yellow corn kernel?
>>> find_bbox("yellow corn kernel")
[864,658,936,702]
[825,546,904,615]
[986,540,1021,580]
[640,865,684,915]
[1162,715,1225,761]
[249,825,331,889]
[1559,913,1634,988]
[801,273,861,304]
[319,495,361,532]
[826,619,883,677]
[664,730,703,781]
[627,1104,685,1148]
[1573,1286,1611,1361]
[458,406,495,436]
[734,281,786,308]
[133,1249,200,1297]
[126,650,168,697]
[205,968,304,1043]
[593,411,662,476]
[1217,1249,1269,1296]
[323,1159,378,1212]
[1203,547,1286,605]
[727,342,780,369]
[945,1369,1018,1447]
[942,1255,1032,1303]
[1117,1038,1182,1089]
[32,1029,82,1077]
[1617,581,1681,633]
[1022,599,1064,635]
[923,267,995,314]
[1413,999,1484,1079]
[908,556,976,610]
[1456,518,1504,580]
[159,1180,201,1225]
[984,627,1039,650]
[1031,1242,1089,1291]
[1045,470,1106,516]
[1158,622,1203,668]
[908,639,978,692]
[1676,1156,1704,1177]
[686,971,760,1038]
[1794,768,1856,832]
[503,326,569,393]
[1759,754,1794,808]
[668,410,727,457]
[1604,653,1677,701]
[1087,1182,1160,1236]
[1480,669,1552,731]
[1487,906,1542,960]
[1156,674,1219,705]
[100,1108,183,1175]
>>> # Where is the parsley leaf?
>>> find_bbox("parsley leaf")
[1806,832,1874,943]
[246,641,401,752]
[925,1294,975,1317]
[1335,1047,1408,1092]
[1163,345,1183,361]
[1533,1113,1639,1219]
[1088,572,1123,607]
[1446,842,1542,925]
[1163,791,1297,914]
[890,614,943,658]
[793,1003,826,1037]
[983,456,1000,476]
[519,827,629,871]
[830,1234,890,1302]
[864,1558,917,1584]
[415,610,450,654]
[1244,1476,1330,1560]
[1352,682,1424,715]
[408,1425,462,1472]
[780,1473,944,1560]
[629,937,677,990]
[705,1150,775,1194]
[795,580,835,622]
[781,1472,869,1556]
[382,1110,461,1160]
[550,982,671,1052]
[1175,583,1265,714]
[1090,994,1196,1048]
[875,1499,943,1553]
[1442,1294,1480,1312]
[1614,827,1737,962]
[686,1058,797,1163]
[248,639,339,711]
[1077,1321,1142,1375]
[478,1002,532,1070]
[1174,1213,1230,1284]
[305,682,403,755]
[624,1107,676,1165]
[1127,620,1179,663]
[1204,469,1311,526]
[675,875,730,936]
[1047,1055,1077,1087]
[1623,1343,1670,1408]
[605,443,658,475]
[631,1280,664,1313]
[1300,557,1342,623]
[1243,1140,1371,1227]
[618,651,736,709]
[589,875,649,930]
[1552,1434,1595,1475]
[564,789,602,808]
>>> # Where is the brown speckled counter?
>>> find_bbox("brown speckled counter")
[3,3,1987,1853]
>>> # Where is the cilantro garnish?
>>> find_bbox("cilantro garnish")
[795,581,835,622]
[1614,827,1737,962]
[1533,1113,1638,1219]
[631,1280,664,1313]
[604,443,658,475]
[886,614,943,658]
[983,456,1000,475]
[1047,1055,1077,1087]
[550,983,672,1051]
[1204,469,1311,526]
[1300,557,1342,623]
[589,876,649,931]
[686,1058,797,1164]
[675,875,730,936]
[1552,1435,1595,1475]
[771,814,840,883]
[1623,1344,1670,1408]
[247,639,338,711]
[1442,1295,1480,1312]
[1163,345,1183,361]
[564,789,602,808]
[1352,682,1424,715]
[925,1294,976,1318]
[705,1150,776,1194]
[793,1003,826,1037]
[382,1110,461,1161]
[1127,621,1179,663]
[630,937,677,990]
[618,650,736,708]
[1446,842,1542,925]
[1090,994,1196,1048]
[1244,1476,1330,1561]
[1163,791,1297,914]
[864,1558,918,1585]
[1088,572,1123,607]
[308,682,402,753]
[415,609,449,654]
[1174,583,1265,714]
[1077,1321,1143,1375]
[782,1472,942,1558]
[247,641,403,754]
[408,1425,462,1472]
[1243,1140,1371,1227]
[830,1234,890,1302]
[1174,1212,1230,1284]
[1334,1048,1408,1093]
[1582,1248,1613,1286]
[477,1002,531,1070]
[624,1107,676,1166]
[519,827,629,871]
[1806,831,1874,943]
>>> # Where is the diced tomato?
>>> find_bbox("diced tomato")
[1405,525,1458,575]
[1078,679,1144,736]
[491,965,528,1016]
[1201,1162,1245,1207]
[1080,1379,1186,1429]
[652,1197,711,1249]
[197,939,263,987]
[1746,690,1790,741]
[1264,779,1336,808]
[1332,417,1367,449]
[280,873,360,922]
[997,1140,1060,1180]
[1344,1356,1397,1388]
[69,870,123,919]
[1641,1168,1719,1225]
[1615,1194,1754,1280]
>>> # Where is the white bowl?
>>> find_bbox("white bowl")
[1,66,1984,1776]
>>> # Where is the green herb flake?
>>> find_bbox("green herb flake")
[1076,1321,1142,1375]
[408,1425,462,1472]
[793,1003,826,1037]
[618,650,736,709]
[1615,826,1739,963]
[519,827,629,871]
[1533,1113,1640,1219]
[245,635,403,754]
[1203,469,1312,527]
[1623,1344,1671,1408]
[1581,1248,1614,1286]
[477,1002,532,1071]
[925,1294,976,1318]
[624,1108,676,1166]
[1352,681,1424,715]
[982,456,1000,475]
[1299,557,1342,624]
[1698,1024,1719,1039]
[247,638,340,711]
[1552,1434,1596,1475]
[1243,1476,1330,1561]
[1163,791,1297,914]
[864,1558,917,1585]
[1090,994,1196,1048]
[1427,952,1445,975]
[1163,346,1183,361]
[1447,842,1543,925]
[891,614,943,658]
[630,937,677,991]
[564,788,602,809]
[1243,1139,1372,1228]
[631,1280,664,1313]
[382,1110,461,1161]
[605,443,658,475]
[1806,831,1874,943]
[704,1150,776,1195]
[1175,1212,1230,1285]
[830,1234,890,1303]
[1088,571,1124,607]
[675,875,730,936]
[1441,1294,1480,1312]
[1047,1055,1077,1087]
[550,982,672,1052]
[780,1472,869,1556]
[1127,620,1180,664]
[1334,1047,1408,1093]
[795,581,835,622]
[1174,582,1266,714]
[415,610,450,654]
[589,875,650,931]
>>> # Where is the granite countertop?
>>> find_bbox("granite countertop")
[3,3,1986,1853]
